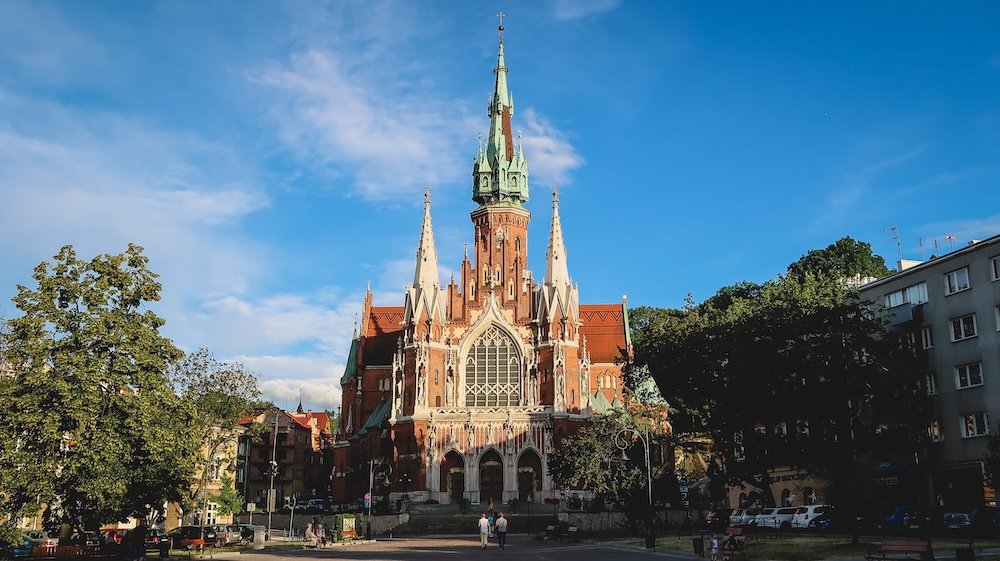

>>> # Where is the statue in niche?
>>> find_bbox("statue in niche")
[487,423,494,444]
[416,368,425,406]
[544,426,553,452]
[445,372,454,406]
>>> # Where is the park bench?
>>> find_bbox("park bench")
[558,526,579,543]
[863,538,931,561]
[721,527,753,561]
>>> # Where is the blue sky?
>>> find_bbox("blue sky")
[1,1,998,412]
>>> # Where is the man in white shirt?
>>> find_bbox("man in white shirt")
[494,512,509,550]
[478,514,490,549]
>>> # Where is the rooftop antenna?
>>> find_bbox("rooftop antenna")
[918,238,925,259]
[887,225,902,264]
[944,234,956,250]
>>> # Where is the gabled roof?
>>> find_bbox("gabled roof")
[591,389,612,413]
[579,303,629,364]
[340,337,360,385]
[354,400,390,437]
[362,307,404,365]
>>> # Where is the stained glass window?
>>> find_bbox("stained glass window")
[465,325,521,407]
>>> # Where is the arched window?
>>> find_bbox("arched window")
[435,395,441,407]
[465,325,521,407]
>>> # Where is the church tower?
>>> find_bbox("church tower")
[331,18,632,510]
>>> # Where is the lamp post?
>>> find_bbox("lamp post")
[615,426,655,550]
[266,412,279,540]
[366,459,392,539]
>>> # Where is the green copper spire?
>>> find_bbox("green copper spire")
[473,13,529,207]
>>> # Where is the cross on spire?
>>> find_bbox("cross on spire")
[497,11,505,43]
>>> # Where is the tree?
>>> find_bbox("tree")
[786,236,892,283]
[632,239,924,509]
[168,348,267,524]
[548,393,671,533]
[0,245,198,540]
[208,476,244,518]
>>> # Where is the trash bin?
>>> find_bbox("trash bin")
[692,535,705,558]
[159,542,170,559]
[252,528,265,551]
[955,548,975,561]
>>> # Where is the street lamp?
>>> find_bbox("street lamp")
[366,459,392,539]
[615,426,655,550]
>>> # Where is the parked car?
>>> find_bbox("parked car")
[166,526,217,550]
[211,525,243,546]
[750,508,778,527]
[100,528,130,544]
[902,506,942,534]
[729,508,760,527]
[809,511,836,530]
[792,505,831,529]
[230,524,263,544]
[943,507,997,535]
[769,507,798,529]
[6,536,38,558]
[305,498,329,512]
[71,532,103,547]
[705,509,732,530]
[23,530,58,548]
[880,505,915,532]
[145,529,170,551]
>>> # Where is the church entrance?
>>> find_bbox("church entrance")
[517,449,542,501]
[479,450,503,505]
[441,451,465,504]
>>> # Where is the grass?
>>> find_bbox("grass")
[603,533,1000,561]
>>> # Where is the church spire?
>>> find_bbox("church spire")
[405,187,446,333]
[473,13,529,207]
[412,186,439,288]
[544,186,570,287]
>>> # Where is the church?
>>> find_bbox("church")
[331,27,631,507]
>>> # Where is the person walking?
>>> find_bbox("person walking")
[495,512,508,550]
[477,514,490,549]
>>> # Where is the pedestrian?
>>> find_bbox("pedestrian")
[488,497,495,517]
[304,523,318,548]
[315,523,326,548]
[495,512,508,550]
[709,535,721,561]
[130,520,147,561]
[487,512,495,540]
[477,514,490,549]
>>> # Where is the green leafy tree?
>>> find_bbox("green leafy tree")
[209,476,245,518]
[168,348,267,524]
[786,236,892,282]
[0,245,198,541]
[632,239,924,509]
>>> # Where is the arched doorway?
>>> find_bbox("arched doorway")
[441,451,465,504]
[479,449,504,504]
[517,449,542,501]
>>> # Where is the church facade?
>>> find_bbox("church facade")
[331,31,630,506]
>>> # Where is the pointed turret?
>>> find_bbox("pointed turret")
[404,188,446,334]
[473,16,529,206]
[536,187,579,331]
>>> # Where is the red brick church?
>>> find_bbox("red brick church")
[332,28,631,507]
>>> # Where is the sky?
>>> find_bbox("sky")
[1,1,998,413]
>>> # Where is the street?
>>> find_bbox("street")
[230,536,701,561]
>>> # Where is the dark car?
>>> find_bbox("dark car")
[72,532,103,547]
[705,510,732,530]
[880,505,915,532]
[902,506,942,534]
[231,524,263,544]
[808,507,843,531]
[944,506,997,536]
[166,526,217,550]
[144,529,170,551]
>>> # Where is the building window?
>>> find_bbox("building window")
[884,282,929,308]
[955,362,984,389]
[464,325,521,407]
[961,412,989,438]
[774,422,787,436]
[950,314,978,342]
[928,419,944,442]
[992,255,1000,281]
[920,326,934,349]
[945,267,971,295]
[925,372,938,395]
[733,430,745,462]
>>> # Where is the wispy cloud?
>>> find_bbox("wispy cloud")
[917,214,1000,246]
[551,0,621,21]
[251,50,472,201]
[520,108,585,187]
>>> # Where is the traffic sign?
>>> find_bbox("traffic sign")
[364,492,371,501]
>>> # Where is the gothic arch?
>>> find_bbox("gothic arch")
[441,450,465,504]
[516,448,543,500]
[456,294,527,407]
[478,448,504,504]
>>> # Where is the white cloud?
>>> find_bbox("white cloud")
[551,0,621,21]
[234,355,345,412]
[250,50,471,201]
[520,108,585,187]
[917,214,1000,246]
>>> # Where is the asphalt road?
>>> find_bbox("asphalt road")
[232,536,701,561]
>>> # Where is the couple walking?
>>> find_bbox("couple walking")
[477,512,508,550]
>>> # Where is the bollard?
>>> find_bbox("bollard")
[252,527,265,550]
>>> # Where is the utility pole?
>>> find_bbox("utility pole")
[267,412,279,539]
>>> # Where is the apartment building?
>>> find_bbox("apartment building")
[860,234,1000,506]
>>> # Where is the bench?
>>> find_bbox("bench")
[721,527,751,561]
[864,538,931,561]
[558,526,579,543]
